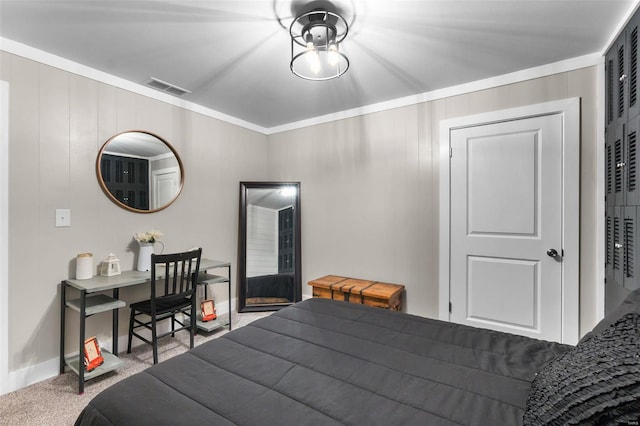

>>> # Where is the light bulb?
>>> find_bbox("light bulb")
[328,44,339,66]
[304,32,314,50]
[280,187,297,197]
[305,50,321,74]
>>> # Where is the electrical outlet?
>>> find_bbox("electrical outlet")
[55,209,71,227]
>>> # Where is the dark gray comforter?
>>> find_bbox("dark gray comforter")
[75,298,569,425]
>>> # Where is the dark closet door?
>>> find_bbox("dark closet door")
[604,12,640,313]
[626,116,640,205]
[622,206,639,292]
[606,36,626,132]
[627,16,640,121]
[278,207,295,274]
[605,206,618,291]
[606,124,625,206]
[604,127,640,309]
[101,154,149,210]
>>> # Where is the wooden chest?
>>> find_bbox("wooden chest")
[308,275,404,311]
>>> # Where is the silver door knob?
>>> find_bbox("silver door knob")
[547,248,559,258]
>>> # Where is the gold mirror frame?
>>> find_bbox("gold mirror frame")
[96,130,184,213]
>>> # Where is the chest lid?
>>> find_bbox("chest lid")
[309,275,404,298]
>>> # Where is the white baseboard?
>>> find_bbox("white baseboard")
[2,297,238,395]
[5,358,59,395]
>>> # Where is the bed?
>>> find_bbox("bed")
[75,293,640,425]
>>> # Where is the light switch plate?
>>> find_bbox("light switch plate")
[55,209,71,227]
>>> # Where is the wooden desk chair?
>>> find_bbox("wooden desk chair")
[127,248,202,364]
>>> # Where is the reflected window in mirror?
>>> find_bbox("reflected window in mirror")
[96,131,183,213]
[238,182,302,312]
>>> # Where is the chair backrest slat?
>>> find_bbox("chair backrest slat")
[150,248,202,300]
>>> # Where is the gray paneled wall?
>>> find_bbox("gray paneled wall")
[0,51,268,377]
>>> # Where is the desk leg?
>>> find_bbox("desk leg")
[112,288,119,355]
[228,265,232,331]
[78,289,86,394]
[59,281,66,375]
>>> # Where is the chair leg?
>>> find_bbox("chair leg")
[151,313,158,364]
[127,309,135,354]
[189,304,196,349]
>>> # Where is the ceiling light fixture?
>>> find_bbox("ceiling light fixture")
[289,9,349,81]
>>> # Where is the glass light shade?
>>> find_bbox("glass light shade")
[291,48,348,80]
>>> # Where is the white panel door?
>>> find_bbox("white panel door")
[152,168,179,209]
[450,114,563,341]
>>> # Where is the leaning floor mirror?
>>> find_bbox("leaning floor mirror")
[238,182,302,312]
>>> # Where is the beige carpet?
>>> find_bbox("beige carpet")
[0,311,270,426]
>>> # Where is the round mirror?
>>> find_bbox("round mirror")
[96,131,184,213]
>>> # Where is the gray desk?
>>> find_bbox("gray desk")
[59,258,231,394]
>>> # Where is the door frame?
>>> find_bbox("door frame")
[1,81,9,394]
[438,98,580,344]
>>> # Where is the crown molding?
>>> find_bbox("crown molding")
[601,0,640,55]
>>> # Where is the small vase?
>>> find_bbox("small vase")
[137,242,154,271]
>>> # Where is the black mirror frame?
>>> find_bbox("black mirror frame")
[238,181,302,312]
[96,130,184,214]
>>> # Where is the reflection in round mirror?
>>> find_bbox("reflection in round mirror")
[96,131,184,213]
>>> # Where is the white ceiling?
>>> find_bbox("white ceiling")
[248,187,296,210]
[102,131,173,158]
[0,0,637,130]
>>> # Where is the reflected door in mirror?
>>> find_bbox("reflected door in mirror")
[153,169,180,209]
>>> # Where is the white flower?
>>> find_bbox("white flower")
[134,229,163,243]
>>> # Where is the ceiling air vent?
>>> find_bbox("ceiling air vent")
[144,77,191,97]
